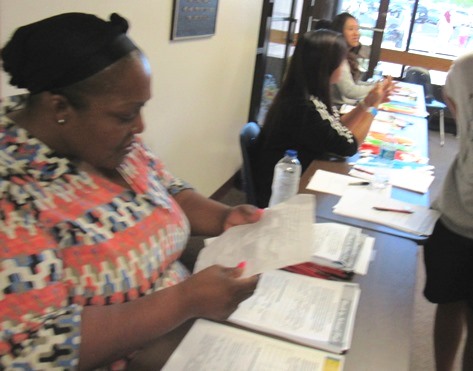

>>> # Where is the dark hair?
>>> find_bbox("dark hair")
[331,12,362,81]
[1,12,138,94]
[265,29,346,125]
[313,19,332,30]
[49,50,143,110]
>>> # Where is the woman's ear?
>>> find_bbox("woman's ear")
[47,92,71,123]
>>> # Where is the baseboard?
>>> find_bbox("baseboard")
[210,170,240,201]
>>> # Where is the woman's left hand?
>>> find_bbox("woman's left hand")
[223,205,264,231]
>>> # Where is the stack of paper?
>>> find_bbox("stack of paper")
[349,165,435,194]
[333,188,440,236]
[162,319,345,371]
[228,269,360,354]
[306,169,391,197]
[312,223,374,275]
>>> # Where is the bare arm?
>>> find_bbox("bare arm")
[79,264,259,370]
[443,90,456,118]
[341,76,395,144]
[173,189,263,236]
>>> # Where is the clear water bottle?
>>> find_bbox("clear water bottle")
[268,149,301,207]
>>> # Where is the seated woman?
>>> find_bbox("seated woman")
[0,13,262,370]
[253,29,393,208]
[330,12,376,107]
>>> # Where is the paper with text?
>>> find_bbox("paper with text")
[312,223,374,275]
[229,269,360,354]
[333,188,440,236]
[162,319,345,371]
[193,194,316,277]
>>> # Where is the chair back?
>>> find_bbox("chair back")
[402,66,434,103]
[239,122,261,205]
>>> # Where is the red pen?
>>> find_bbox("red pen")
[353,166,375,175]
[282,264,330,280]
[372,206,414,214]
[303,262,352,280]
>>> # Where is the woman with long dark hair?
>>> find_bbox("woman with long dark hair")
[253,29,393,207]
[331,12,375,107]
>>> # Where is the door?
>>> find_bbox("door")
[248,0,303,124]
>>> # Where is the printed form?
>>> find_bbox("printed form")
[194,194,316,277]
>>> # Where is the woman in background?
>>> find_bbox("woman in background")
[330,12,375,107]
[253,29,393,208]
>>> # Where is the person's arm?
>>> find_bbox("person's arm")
[79,263,258,370]
[173,189,263,236]
[333,60,374,103]
[341,76,395,144]
[442,90,456,118]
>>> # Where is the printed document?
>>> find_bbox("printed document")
[162,319,345,371]
[333,188,440,236]
[312,223,374,275]
[228,269,360,354]
[194,194,316,277]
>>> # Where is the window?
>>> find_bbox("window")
[339,0,471,83]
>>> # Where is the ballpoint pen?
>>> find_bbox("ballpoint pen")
[348,181,370,186]
[353,167,375,175]
[372,206,414,214]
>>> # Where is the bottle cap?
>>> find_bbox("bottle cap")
[285,149,298,157]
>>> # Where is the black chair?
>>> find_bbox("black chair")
[239,122,261,205]
[403,66,447,146]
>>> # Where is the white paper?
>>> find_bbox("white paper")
[193,194,316,277]
[229,269,360,354]
[312,223,374,275]
[333,188,440,236]
[162,319,345,371]
[349,167,434,194]
[306,169,391,198]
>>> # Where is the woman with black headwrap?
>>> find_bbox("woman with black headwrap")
[0,13,262,370]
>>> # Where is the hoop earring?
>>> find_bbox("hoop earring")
[57,119,66,125]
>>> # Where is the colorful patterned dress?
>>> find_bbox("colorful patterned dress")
[0,95,192,369]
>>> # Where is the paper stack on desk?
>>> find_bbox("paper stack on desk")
[349,165,434,194]
[162,319,345,371]
[228,269,360,354]
[311,223,374,275]
[333,188,440,236]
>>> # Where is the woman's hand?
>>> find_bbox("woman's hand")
[363,76,396,107]
[223,205,264,231]
[181,264,259,320]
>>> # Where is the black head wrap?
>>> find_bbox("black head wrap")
[1,12,139,93]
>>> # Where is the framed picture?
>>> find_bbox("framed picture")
[171,0,219,40]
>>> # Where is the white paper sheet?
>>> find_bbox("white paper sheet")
[193,194,316,277]
[229,269,360,354]
[312,223,374,275]
[306,169,391,197]
[349,166,434,194]
[162,319,345,371]
[333,188,440,236]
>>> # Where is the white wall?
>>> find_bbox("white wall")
[0,0,263,196]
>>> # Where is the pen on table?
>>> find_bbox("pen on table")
[348,181,370,186]
[353,167,375,175]
[372,206,414,214]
